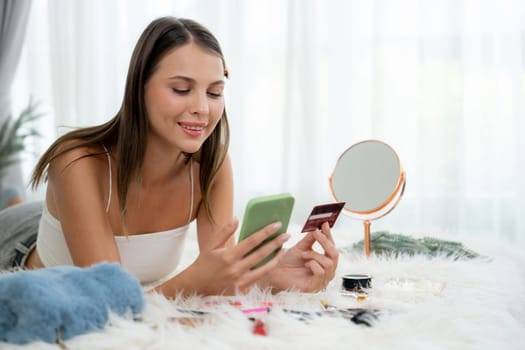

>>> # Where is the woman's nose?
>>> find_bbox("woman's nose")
[190,91,209,115]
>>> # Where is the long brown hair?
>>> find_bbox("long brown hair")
[31,17,230,220]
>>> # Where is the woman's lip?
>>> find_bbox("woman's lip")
[178,121,207,127]
[178,122,206,136]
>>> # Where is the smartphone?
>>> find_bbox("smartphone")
[237,193,295,268]
[301,202,346,233]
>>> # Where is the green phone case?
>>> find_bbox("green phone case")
[238,193,295,268]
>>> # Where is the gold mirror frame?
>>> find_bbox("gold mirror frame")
[328,140,406,256]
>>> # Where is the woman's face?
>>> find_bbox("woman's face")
[144,42,225,154]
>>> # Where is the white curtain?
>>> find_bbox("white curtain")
[12,0,525,243]
[0,0,32,201]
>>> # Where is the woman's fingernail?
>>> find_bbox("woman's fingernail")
[272,222,282,230]
[281,233,291,241]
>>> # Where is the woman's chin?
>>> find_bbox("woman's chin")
[180,143,203,155]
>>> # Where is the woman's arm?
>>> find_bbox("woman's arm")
[155,154,291,297]
[46,144,120,266]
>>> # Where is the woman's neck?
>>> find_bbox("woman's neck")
[137,143,188,189]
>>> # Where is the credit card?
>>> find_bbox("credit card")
[301,202,346,232]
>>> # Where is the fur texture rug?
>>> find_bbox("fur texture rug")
[3,228,525,350]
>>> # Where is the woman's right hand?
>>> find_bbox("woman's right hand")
[161,219,290,296]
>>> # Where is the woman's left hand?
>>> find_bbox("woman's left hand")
[263,222,339,293]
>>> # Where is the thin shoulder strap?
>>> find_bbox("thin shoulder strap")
[101,144,112,213]
[187,158,194,224]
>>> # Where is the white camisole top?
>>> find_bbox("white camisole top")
[36,146,194,285]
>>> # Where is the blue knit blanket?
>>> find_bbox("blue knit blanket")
[0,262,144,344]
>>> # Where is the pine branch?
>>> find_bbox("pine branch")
[343,231,483,260]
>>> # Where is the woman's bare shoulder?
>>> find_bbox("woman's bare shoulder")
[52,140,107,163]
[48,140,109,180]
[46,140,111,218]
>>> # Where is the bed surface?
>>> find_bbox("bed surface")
[3,228,525,350]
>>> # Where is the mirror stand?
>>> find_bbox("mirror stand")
[364,220,371,257]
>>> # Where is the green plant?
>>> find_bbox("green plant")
[345,231,482,260]
[0,99,42,177]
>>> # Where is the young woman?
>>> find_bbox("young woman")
[0,17,338,296]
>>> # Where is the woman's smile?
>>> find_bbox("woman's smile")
[178,121,207,137]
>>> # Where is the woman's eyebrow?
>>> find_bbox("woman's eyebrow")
[168,75,224,86]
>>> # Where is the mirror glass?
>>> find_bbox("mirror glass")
[329,140,406,256]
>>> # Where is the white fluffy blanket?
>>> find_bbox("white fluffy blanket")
[4,230,525,350]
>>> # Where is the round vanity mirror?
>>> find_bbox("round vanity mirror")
[329,140,406,256]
